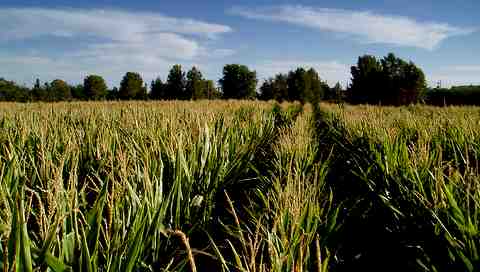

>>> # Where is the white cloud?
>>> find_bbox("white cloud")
[231,5,473,50]
[200,48,236,58]
[0,8,234,85]
[255,60,350,86]
[74,33,202,61]
[0,8,232,41]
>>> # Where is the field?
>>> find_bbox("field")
[0,101,479,271]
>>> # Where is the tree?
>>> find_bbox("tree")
[107,87,119,100]
[348,53,426,105]
[138,83,148,100]
[49,79,72,101]
[425,85,480,106]
[287,68,309,102]
[349,55,383,104]
[219,64,257,99]
[399,61,426,104]
[71,84,86,100]
[306,68,324,103]
[259,74,288,101]
[272,74,289,101]
[166,65,186,100]
[381,53,406,104]
[325,82,344,102]
[285,67,326,103]
[287,68,306,102]
[0,78,29,102]
[204,80,221,99]
[150,77,166,100]
[32,78,48,101]
[259,79,275,101]
[43,82,52,102]
[119,72,144,100]
[84,75,108,100]
[186,66,205,100]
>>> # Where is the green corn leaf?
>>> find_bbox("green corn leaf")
[44,251,72,272]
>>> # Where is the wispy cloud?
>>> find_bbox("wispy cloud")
[231,5,473,50]
[255,60,350,86]
[0,8,234,85]
[0,8,232,41]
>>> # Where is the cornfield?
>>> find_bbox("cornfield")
[0,101,479,271]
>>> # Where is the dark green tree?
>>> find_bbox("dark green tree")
[219,64,257,99]
[397,61,426,104]
[137,83,148,100]
[272,74,289,101]
[150,77,166,100]
[425,85,480,106]
[306,68,324,103]
[71,84,86,100]
[259,78,276,101]
[285,67,326,103]
[107,87,119,100]
[186,66,205,100]
[349,53,426,105]
[259,73,288,101]
[381,53,406,104]
[49,79,72,101]
[84,75,108,100]
[0,78,29,102]
[43,82,53,102]
[119,72,144,100]
[325,82,344,102]
[32,78,48,101]
[287,68,307,102]
[204,80,221,99]
[166,65,186,100]
[349,55,384,104]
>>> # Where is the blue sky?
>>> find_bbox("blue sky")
[0,0,478,88]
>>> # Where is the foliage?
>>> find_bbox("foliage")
[119,72,145,100]
[84,75,108,100]
[286,67,326,103]
[320,103,480,270]
[0,101,480,271]
[0,78,29,102]
[426,85,480,105]
[203,80,221,99]
[259,68,327,103]
[219,64,257,99]
[259,73,288,101]
[166,65,186,100]
[150,77,166,100]
[71,84,86,100]
[31,79,48,101]
[185,66,203,100]
[348,53,426,105]
[0,53,433,103]
[0,101,281,271]
[49,79,72,101]
[324,82,344,102]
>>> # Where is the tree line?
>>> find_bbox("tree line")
[347,53,426,105]
[424,85,480,106]
[0,66,222,102]
[1,53,479,105]
[0,63,342,103]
